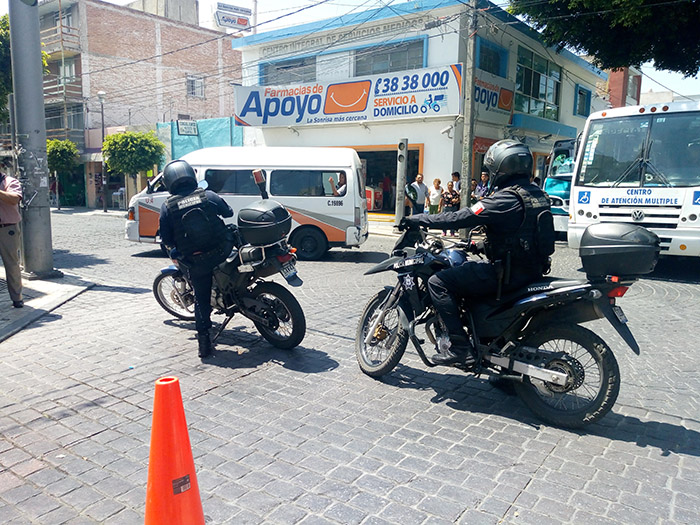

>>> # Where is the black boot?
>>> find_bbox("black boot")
[197,332,213,358]
[432,341,477,366]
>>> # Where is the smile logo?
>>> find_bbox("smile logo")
[323,80,371,115]
[498,88,514,111]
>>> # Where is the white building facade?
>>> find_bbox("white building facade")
[231,0,607,210]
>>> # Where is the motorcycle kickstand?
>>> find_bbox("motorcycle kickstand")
[212,314,234,344]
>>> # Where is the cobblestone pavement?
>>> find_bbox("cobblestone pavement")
[1,208,699,524]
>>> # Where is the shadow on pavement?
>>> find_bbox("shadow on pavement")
[642,256,700,285]
[52,249,109,270]
[93,284,151,295]
[164,319,340,374]
[381,364,700,457]
[314,250,390,264]
[132,249,166,259]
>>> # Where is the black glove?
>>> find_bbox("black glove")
[398,217,418,232]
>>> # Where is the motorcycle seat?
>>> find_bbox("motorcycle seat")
[484,277,589,305]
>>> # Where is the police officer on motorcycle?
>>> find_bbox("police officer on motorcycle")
[399,140,554,366]
[159,160,234,358]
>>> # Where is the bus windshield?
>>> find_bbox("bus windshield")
[576,112,700,188]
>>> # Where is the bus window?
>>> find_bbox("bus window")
[647,113,700,187]
[205,169,259,194]
[270,170,346,197]
[577,117,648,186]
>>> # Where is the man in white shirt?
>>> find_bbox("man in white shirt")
[407,173,429,215]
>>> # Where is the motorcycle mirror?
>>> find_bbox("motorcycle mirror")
[197,179,209,190]
[252,169,269,199]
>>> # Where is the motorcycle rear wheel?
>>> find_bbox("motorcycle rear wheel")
[514,323,620,429]
[250,282,306,349]
[355,289,408,377]
[153,272,196,321]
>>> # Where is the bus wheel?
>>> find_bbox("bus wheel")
[290,228,328,261]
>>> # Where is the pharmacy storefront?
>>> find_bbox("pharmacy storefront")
[234,64,465,212]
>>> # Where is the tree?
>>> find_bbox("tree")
[508,0,700,76]
[1,14,52,124]
[1,15,12,123]
[47,139,79,176]
[102,131,165,177]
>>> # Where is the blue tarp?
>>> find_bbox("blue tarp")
[157,117,243,161]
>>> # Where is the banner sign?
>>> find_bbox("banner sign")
[215,11,250,30]
[176,120,198,136]
[234,64,463,127]
[217,3,252,15]
[473,69,514,125]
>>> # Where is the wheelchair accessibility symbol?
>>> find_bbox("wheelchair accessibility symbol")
[693,191,700,205]
[578,191,591,204]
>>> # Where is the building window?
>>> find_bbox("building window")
[515,46,561,121]
[54,9,72,27]
[58,58,76,85]
[627,74,640,99]
[574,84,592,117]
[355,41,423,77]
[476,37,508,78]
[261,57,317,85]
[186,75,204,98]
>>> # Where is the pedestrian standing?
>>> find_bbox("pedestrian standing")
[474,170,490,200]
[428,178,443,214]
[441,180,460,236]
[0,161,24,308]
[451,171,461,192]
[407,173,429,215]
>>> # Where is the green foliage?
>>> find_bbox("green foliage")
[508,0,700,76]
[47,139,79,176]
[0,15,11,123]
[102,131,165,175]
[1,14,50,123]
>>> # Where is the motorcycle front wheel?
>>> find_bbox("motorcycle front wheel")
[250,282,306,349]
[514,323,620,429]
[153,272,196,321]
[355,289,408,378]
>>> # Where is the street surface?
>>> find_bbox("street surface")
[1,208,699,524]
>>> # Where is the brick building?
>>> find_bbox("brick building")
[38,0,241,206]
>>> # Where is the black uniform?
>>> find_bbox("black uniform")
[404,175,552,345]
[159,188,234,337]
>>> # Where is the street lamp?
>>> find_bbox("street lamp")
[97,90,107,212]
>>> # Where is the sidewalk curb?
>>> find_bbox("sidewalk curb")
[0,270,94,343]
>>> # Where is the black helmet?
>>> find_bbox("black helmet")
[483,139,533,188]
[163,160,197,195]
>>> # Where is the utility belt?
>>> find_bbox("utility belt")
[185,238,234,269]
[491,252,543,301]
[492,254,511,302]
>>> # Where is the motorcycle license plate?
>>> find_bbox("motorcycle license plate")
[612,305,628,324]
[280,261,297,278]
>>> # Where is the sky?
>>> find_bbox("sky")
[3,0,700,97]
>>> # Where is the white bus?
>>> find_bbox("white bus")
[568,101,700,256]
[125,146,368,260]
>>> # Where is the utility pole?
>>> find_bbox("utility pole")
[9,0,61,278]
[98,91,107,212]
[460,1,478,214]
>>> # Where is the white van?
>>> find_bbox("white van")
[125,146,368,259]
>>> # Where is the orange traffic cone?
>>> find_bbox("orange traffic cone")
[145,376,205,525]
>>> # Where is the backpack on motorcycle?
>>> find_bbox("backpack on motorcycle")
[506,185,555,274]
[166,189,232,268]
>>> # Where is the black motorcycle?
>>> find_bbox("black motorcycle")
[153,170,306,350]
[355,223,659,428]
